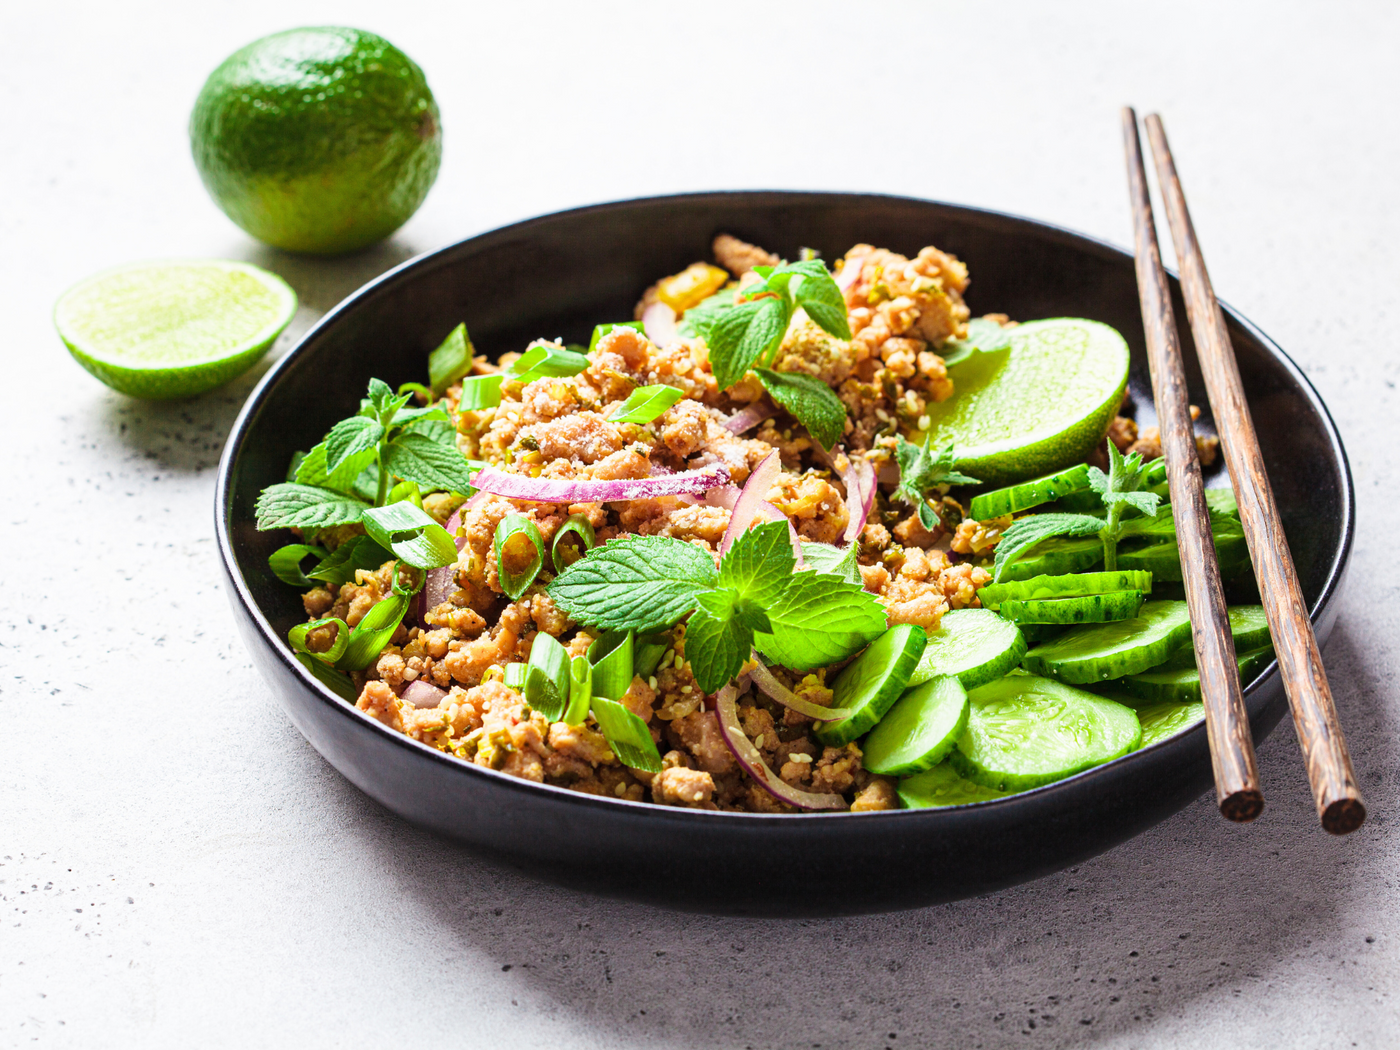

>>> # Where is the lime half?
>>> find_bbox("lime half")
[55,260,297,399]
[918,318,1130,487]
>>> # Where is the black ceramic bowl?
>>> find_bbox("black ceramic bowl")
[216,192,1353,917]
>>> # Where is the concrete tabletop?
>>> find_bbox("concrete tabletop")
[3,2,1396,1046]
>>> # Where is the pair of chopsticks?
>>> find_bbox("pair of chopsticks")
[1121,109,1364,834]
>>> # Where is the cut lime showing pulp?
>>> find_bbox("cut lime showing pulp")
[55,260,297,399]
[918,318,1130,487]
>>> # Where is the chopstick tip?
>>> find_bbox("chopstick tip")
[1322,797,1366,836]
[1220,789,1265,824]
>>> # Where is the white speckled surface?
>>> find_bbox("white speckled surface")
[3,1,1396,1046]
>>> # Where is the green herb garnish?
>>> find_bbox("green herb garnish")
[458,374,503,410]
[587,630,635,701]
[590,697,662,773]
[362,501,459,570]
[507,343,590,384]
[565,656,593,725]
[551,513,596,573]
[606,384,685,424]
[753,368,846,450]
[588,321,644,352]
[494,514,545,599]
[940,317,1013,368]
[893,437,981,530]
[269,543,329,588]
[429,323,475,397]
[524,633,571,722]
[306,535,394,586]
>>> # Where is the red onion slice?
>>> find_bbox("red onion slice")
[719,450,782,556]
[842,455,876,545]
[705,485,804,568]
[470,463,729,504]
[641,301,679,346]
[747,657,852,722]
[723,402,775,434]
[714,684,846,812]
[835,250,868,295]
[399,680,448,709]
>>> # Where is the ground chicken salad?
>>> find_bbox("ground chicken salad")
[255,234,1258,814]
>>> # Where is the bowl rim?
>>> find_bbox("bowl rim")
[215,189,1356,826]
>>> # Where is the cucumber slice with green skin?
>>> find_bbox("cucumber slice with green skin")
[998,534,1103,581]
[1115,645,1275,704]
[1135,701,1207,747]
[1118,530,1250,582]
[978,570,1153,610]
[968,464,1091,520]
[898,761,1009,809]
[998,589,1145,625]
[1051,488,1106,514]
[907,609,1027,689]
[814,624,927,746]
[1021,600,1192,684]
[1158,605,1271,669]
[863,676,970,776]
[949,674,1142,791]
[1019,622,1068,646]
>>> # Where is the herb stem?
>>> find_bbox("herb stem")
[375,440,391,507]
[1101,503,1122,571]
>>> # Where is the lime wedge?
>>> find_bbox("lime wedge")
[54,260,297,399]
[917,318,1130,486]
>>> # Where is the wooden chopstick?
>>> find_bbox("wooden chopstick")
[1143,113,1365,835]
[1121,108,1265,823]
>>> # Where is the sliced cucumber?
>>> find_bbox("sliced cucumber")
[1051,488,1105,514]
[1159,605,1271,669]
[863,676,969,776]
[1019,622,1068,646]
[1118,531,1250,582]
[969,464,1091,520]
[999,590,1144,626]
[815,624,927,746]
[907,609,1027,689]
[1135,701,1206,748]
[998,534,1103,581]
[1021,600,1192,684]
[1116,645,1275,703]
[978,570,1153,610]
[949,674,1142,791]
[898,761,1009,809]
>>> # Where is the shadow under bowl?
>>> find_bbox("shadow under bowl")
[216,192,1353,917]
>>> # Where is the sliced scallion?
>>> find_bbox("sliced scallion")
[429,323,474,397]
[588,321,644,353]
[503,662,527,691]
[336,593,409,671]
[458,374,503,411]
[606,384,685,425]
[634,631,671,680]
[307,536,395,586]
[288,617,350,665]
[269,543,329,588]
[551,513,596,573]
[590,697,663,773]
[525,633,571,721]
[587,629,635,701]
[565,655,593,725]
[362,501,458,570]
[507,344,589,384]
[494,514,545,599]
[295,653,357,701]
[387,479,423,509]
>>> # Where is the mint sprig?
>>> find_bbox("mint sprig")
[548,520,885,693]
[893,437,981,530]
[753,368,846,450]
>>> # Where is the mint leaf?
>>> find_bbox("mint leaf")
[792,263,853,340]
[686,598,753,694]
[381,432,476,492]
[361,501,458,570]
[401,414,458,449]
[752,571,885,670]
[429,323,474,397]
[295,441,376,495]
[893,438,980,527]
[678,286,738,338]
[707,297,790,390]
[801,541,862,586]
[942,317,1013,368]
[991,512,1105,582]
[755,368,846,450]
[367,378,396,412]
[389,404,451,428]
[324,415,385,474]
[547,535,718,632]
[607,384,685,424]
[308,535,394,586]
[718,520,794,607]
[256,484,369,531]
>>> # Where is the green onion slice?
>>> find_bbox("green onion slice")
[503,662,527,691]
[588,321,644,352]
[587,629,635,701]
[495,514,545,599]
[397,381,433,402]
[606,384,684,425]
[362,501,458,570]
[337,594,409,671]
[634,631,671,680]
[429,323,475,397]
[458,374,504,411]
[308,536,395,586]
[525,633,571,722]
[590,697,663,773]
[565,655,593,725]
[550,513,596,573]
[295,653,357,701]
[507,344,589,384]
[269,544,329,588]
[387,479,423,509]
[288,617,350,665]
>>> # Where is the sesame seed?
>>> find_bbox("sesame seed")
[680,685,692,694]
[753,734,765,749]
[918,414,931,430]
[875,409,890,423]
[792,753,813,764]
[615,783,627,797]
[648,676,658,690]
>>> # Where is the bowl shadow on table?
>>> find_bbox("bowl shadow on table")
[326,620,1382,1050]
[94,240,418,473]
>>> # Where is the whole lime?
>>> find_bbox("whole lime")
[190,27,441,255]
